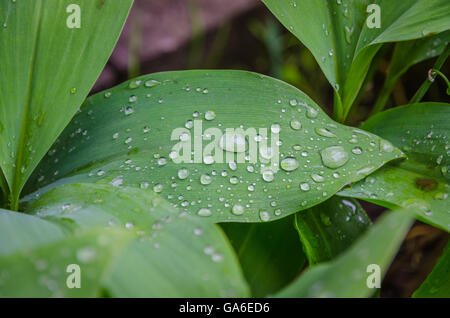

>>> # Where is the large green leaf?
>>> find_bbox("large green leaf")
[0,227,133,297]
[339,103,450,231]
[0,209,66,255]
[27,183,249,297]
[275,208,414,297]
[372,31,450,115]
[24,71,403,223]
[262,0,450,121]
[221,215,306,297]
[413,242,450,298]
[0,0,133,209]
[295,196,371,264]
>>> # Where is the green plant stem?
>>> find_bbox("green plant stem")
[410,46,450,104]
[0,168,8,208]
[333,91,344,123]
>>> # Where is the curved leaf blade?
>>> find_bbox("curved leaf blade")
[27,183,249,297]
[25,71,403,223]
[275,208,414,298]
[0,0,133,208]
[0,209,66,255]
[413,242,450,298]
[262,0,450,120]
[0,228,133,297]
[339,103,450,231]
[295,196,372,264]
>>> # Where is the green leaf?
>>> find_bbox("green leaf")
[27,183,249,297]
[262,0,450,121]
[275,208,414,297]
[338,103,450,231]
[221,215,306,297]
[295,196,371,264]
[0,209,66,255]
[372,31,450,115]
[24,71,403,222]
[0,0,133,209]
[0,227,134,297]
[413,242,450,298]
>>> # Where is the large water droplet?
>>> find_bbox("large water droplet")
[232,204,245,216]
[280,158,299,171]
[320,146,349,169]
[219,132,247,153]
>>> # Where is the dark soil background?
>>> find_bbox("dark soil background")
[92,0,449,298]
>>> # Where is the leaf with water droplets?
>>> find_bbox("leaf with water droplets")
[262,0,450,121]
[339,103,450,232]
[0,0,133,209]
[275,208,414,297]
[295,196,371,265]
[25,183,249,297]
[24,71,403,223]
[0,227,133,297]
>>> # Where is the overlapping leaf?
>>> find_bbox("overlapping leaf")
[339,103,450,231]
[25,183,249,297]
[262,0,450,121]
[0,0,133,209]
[275,208,414,297]
[413,242,450,298]
[24,71,403,223]
[295,196,371,264]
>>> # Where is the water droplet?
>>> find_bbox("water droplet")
[153,184,163,193]
[280,157,299,171]
[262,169,275,182]
[229,161,237,171]
[205,110,216,121]
[311,173,324,182]
[352,147,362,155]
[200,174,212,185]
[219,132,247,153]
[271,123,281,134]
[232,204,245,216]
[229,176,239,184]
[305,106,318,118]
[320,146,349,169]
[198,208,212,217]
[203,155,214,165]
[178,168,189,180]
[290,119,302,130]
[145,79,161,87]
[157,157,167,166]
[129,80,142,89]
[380,140,394,153]
[259,210,270,222]
[315,127,336,138]
[300,183,310,191]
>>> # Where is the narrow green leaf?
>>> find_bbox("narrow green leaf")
[262,0,450,121]
[23,71,403,222]
[0,0,133,209]
[372,31,450,115]
[221,215,306,297]
[27,183,250,297]
[0,228,134,297]
[339,103,450,231]
[295,196,371,264]
[275,208,414,298]
[413,242,450,298]
[0,209,66,255]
